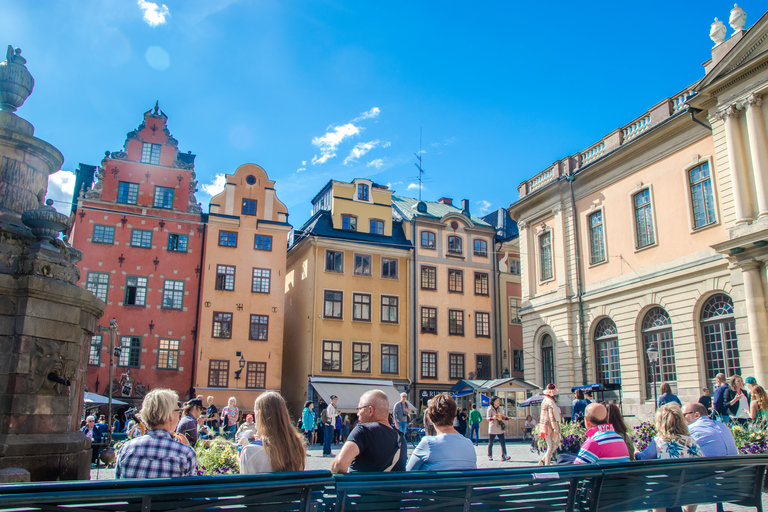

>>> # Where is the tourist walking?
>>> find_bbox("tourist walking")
[393,393,411,433]
[301,401,316,446]
[176,398,205,445]
[486,396,510,461]
[657,382,682,407]
[458,407,468,437]
[635,403,702,460]
[81,415,104,467]
[239,392,306,473]
[468,404,482,446]
[220,397,239,436]
[540,383,561,466]
[724,375,750,423]
[323,395,338,457]
[574,403,630,464]
[571,389,589,423]
[407,393,476,471]
[603,401,635,459]
[116,389,196,478]
[749,385,768,423]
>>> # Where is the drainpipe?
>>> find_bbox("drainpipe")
[189,222,206,399]
[411,221,418,404]
[492,240,503,378]
[565,174,588,385]
[688,107,713,132]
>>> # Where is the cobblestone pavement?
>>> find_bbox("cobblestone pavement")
[91,439,767,511]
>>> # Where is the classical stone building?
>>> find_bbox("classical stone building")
[70,105,204,407]
[508,5,768,418]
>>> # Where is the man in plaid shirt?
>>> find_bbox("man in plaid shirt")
[116,389,197,478]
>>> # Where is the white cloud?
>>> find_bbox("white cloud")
[296,167,306,173]
[406,183,421,191]
[431,136,456,148]
[201,173,226,196]
[367,159,384,169]
[311,123,360,165]
[46,170,76,215]
[344,139,386,165]
[476,200,492,215]
[353,107,380,122]
[138,0,170,27]
[301,160,307,166]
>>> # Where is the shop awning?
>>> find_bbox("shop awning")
[84,392,128,405]
[310,377,417,414]
[450,378,541,393]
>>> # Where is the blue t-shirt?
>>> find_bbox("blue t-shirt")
[572,399,590,421]
[406,433,477,471]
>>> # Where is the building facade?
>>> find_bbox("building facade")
[195,163,291,410]
[71,104,204,407]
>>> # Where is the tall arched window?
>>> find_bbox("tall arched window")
[642,307,676,399]
[541,334,554,386]
[701,293,740,387]
[594,318,620,384]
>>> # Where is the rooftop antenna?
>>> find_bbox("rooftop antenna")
[414,128,424,201]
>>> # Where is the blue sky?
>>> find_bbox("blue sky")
[4,1,761,227]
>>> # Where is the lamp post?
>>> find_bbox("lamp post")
[234,353,246,383]
[646,342,659,409]
[97,318,118,464]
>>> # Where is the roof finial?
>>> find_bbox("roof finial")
[153,101,159,115]
[729,3,746,32]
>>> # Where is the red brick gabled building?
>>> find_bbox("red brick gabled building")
[70,104,204,408]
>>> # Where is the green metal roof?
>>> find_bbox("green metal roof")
[391,195,493,227]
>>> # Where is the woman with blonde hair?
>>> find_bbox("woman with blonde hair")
[635,403,702,460]
[749,385,768,423]
[239,392,306,473]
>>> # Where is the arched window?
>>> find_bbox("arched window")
[642,307,676,399]
[541,334,554,387]
[594,318,620,384]
[701,293,740,387]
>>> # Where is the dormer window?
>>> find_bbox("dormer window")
[342,215,357,231]
[357,184,369,201]
[448,236,463,254]
[141,143,161,165]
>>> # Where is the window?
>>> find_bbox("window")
[249,315,269,341]
[357,183,369,201]
[92,225,115,244]
[589,210,606,264]
[252,268,271,294]
[474,272,489,296]
[382,258,398,279]
[447,236,462,254]
[86,272,109,302]
[381,296,399,323]
[594,318,620,384]
[354,254,371,276]
[141,142,161,165]
[513,349,524,372]
[157,339,180,370]
[476,354,492,380]
[475,312,490,337]
[352,342,371,373]
[539,231,553,281]
[167,233,188,252]
[219,231,237,247]
[161,279,184,309]
[701,294,740,386]
[421,307,437,333]
[117,336,141,368]
[474,239,488,256]
[324,290,343,319]
[212,312,233,338]
[449,353,465,380]
[246,362,266,389]
[509,259,521,275]
[421,352,437,379]
[370,219,384,235]
[642,307,676,399]
[690,162,717,228]
[509,298,521,323]
[130,229,152,248]
[117,182,139,204]
[242,199,257,215]
[208,360,229,388]
[448,269,463,293]
[342,215,357,231]
[448,310,464,335]
[634,189,655,248]
[353,293,371,321]
[124,276,147,306]
[153,186,174,209]
[325,250,343,273]
[254,235,272,251]
[88,335,102,366]
[541,334,554,386]
[322,340,342,372]
[381,344,399,374]
[215,265,235,291]
[421,266,437,290]
[421,231,436,249]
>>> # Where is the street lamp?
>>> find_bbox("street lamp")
[646,342,659,409]
[97,318,118,465]
[234,353,246,381]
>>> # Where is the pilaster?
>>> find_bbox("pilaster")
[720,104,755,224]
[744,94,768,218]
[740,260,768,387]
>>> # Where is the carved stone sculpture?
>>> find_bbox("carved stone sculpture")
[729,4,746,32]
[710,18,727,46]
[0,46,33,112]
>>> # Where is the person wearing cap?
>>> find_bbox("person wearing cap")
[237,413,258,443]
[323,395,339,457]
[745,376,758,398]
[539,383,561,466]
[176,398,205,445]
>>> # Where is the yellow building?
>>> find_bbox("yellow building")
[195,163,290,412]
[283,179,411,416]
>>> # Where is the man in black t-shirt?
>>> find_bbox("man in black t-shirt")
[205,396,219,432]
[699,387,713,415]
[331,390,407,473]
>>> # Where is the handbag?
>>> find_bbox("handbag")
[497,419,507,431]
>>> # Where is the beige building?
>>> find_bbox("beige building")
[509,6,768,417]
[195,163,290,410]
[283,179,411,415]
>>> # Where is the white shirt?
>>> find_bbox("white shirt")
[327,403,338,425]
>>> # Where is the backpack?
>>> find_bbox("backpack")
[321,408,329,423]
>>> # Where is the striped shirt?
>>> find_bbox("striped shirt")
[574,424,630,464]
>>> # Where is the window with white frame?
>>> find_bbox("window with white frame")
[124,276,147,306]
[88,334,102,366]
[252,268,271,293]
[539,231,553,281]
[589,210,606,264]
[141,143,161,164]
[86,272,109,302]
[634,189,655,248]
[157,338,180,370]
[153,186,174,209]
[354,254,371,276]
[161,279,184,309]
[118,336,141,367]
[689,161,717,229]
[130,229,152,248]
[92,225,115,244]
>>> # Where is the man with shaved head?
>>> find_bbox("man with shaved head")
[331,390,407,473]
[574,403,630,464]
[682,402,738,457]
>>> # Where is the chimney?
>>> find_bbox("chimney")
[438,197,453,205]
[461,199,470,216]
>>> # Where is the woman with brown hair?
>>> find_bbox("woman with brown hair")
[724,374,750,423]
[239,392,306,473]
[602,401,635,460]
[749,385,768,423]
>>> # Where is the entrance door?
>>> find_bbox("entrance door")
[476,354,491,380]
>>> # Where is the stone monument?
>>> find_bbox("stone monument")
[0,45,105,481]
